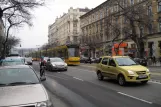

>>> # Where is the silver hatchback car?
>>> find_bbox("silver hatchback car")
[0,65,53,107]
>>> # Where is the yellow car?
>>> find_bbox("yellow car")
[96,56,150,86]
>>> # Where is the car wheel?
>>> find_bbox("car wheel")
[64,69,67,71]
[118,75,126,86]
[97,72,104,80]
[141,81,148,84]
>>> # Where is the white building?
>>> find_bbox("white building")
[48,7,90,46]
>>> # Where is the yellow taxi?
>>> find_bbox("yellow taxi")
[96,56,150,86]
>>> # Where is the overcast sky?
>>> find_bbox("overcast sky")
[16,0,106,48]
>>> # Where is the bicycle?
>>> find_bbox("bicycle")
[40,66,46,78]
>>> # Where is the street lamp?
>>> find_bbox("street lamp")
[36,45,40,61]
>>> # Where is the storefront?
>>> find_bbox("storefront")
[145,34,161,58]
[112,42,128,56]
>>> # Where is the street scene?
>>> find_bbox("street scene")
[31,61,161,107]
[0,0,161,107]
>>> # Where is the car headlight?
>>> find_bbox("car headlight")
[128,70,135,75]
[64,63,67,66]
[36,100,52,107]
[146,69,150,73]
[52,64,56,66]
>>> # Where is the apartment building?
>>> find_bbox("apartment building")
[48,7,90,46]
[80,0,161,58]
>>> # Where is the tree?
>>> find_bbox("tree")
[0,35,20,56]
[80,31,103,58]
[105,0,155,58]
[0,0,44,58]
[6,36,20,55]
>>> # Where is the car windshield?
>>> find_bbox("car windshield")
[0,68,39,86]
[1,60,24,66]
[68,48,79,57]
[115,57,138,66]
[50,58,64,62]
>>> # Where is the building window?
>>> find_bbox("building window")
[148,24,153,34]
[158,1,161,12]
[111,7,113,13]
[124,0,127,7]
[124,16,128,23]
[148,5,152,16]
[140,26,144,37]
[100,11,102,19]
[159,20,161,32]
[106,7,108,16]
[131,0,134,5]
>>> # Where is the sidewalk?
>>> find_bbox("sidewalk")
[148,62,161,67]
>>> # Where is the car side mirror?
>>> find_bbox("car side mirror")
[40,77,46,81]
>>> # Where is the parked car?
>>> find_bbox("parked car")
[80,56,88,63]
[0,57,25,66]
[96,56,150,86]
[133,58,147,66]
[46,57,68,71]
[84,57,97,63]
[0,65,53,107]
[25,57,33,65]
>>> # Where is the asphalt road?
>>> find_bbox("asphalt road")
[32,62,161,107]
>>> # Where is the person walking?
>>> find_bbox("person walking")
[152,56,156,65]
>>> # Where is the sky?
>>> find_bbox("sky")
[16,0,106,48]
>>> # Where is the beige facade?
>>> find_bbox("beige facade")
[48,7,90,46]
[80,0,161,58]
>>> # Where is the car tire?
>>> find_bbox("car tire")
[97,71,104,80]
[64,69,67,71]
[141,81,148,84]
[118,75,126,86]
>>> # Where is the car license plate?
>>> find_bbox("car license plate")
[139,75,147,78]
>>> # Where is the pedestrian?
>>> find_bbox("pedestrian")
[152,56,156,65]
[88,57,91,64]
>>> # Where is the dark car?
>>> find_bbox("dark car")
[133,58,147,66]
[80,56,88,63]
[84,57,98,63]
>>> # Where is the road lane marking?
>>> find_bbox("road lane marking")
[69,67,95,73]
[47,74,68,80]
[117,92,153,104]
[73,77,84,81]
